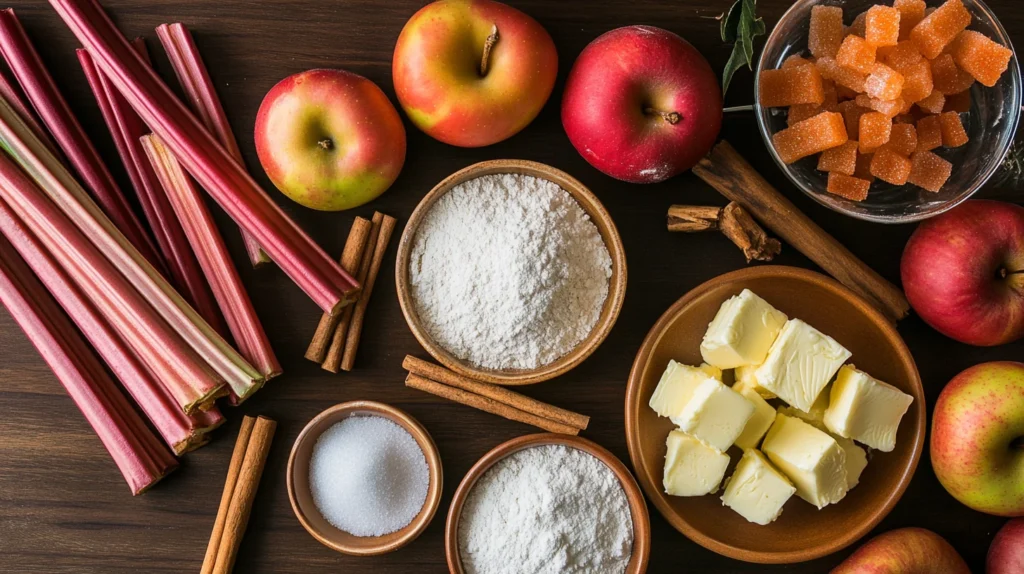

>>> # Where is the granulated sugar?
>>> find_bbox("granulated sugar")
[409,173,612,370]
[308,416,429,537]
[458,445,634,574]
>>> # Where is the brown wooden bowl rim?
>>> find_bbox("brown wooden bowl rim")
[623,265,926,564]
[444,433,651,573]
[286,400,444,556]
[395,159,627,386]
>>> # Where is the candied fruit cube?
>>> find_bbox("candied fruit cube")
[916,115,943,150]
[866,6,900,48]
[854,152,876,182]
[899,60,934,103]
[838,100,871,140]
[931,54,975,94]
[821,79,839,111]
[895,0,927,41]
[870,147,913,185]
[887,123,919,156]
[818,140,859,175]
[850,12,868,38]
[908,150,953,192]
[865,63,905,101]
[951,30,1013,87]
[881,41,923,70]
[938,111,968,147]
[810,6,845,58]
[783,55,814,69]
[827,173,871,201]
[837,84,861,101]
[788,103,823,126]
[910,0,972,59]
[817,57,868,93]
[837,35,877,74]
[855,94,905,117]
[859,112,893,153]
[943,89,971,113]
[917,91,946,114]
[772,112,849,164]
[760,66,826,107]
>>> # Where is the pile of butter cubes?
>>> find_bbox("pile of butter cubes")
[649,289,913,525]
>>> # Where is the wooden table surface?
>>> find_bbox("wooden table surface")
[0,0,1021,572]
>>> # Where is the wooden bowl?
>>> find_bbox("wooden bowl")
[445,433,650,573]
[395,159,627,385]
[286,401,443,556]
[624,266,926,564]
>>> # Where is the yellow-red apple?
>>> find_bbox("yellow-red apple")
[832,528,969,574]
[254,69,405,211]
[931,361,1024,516]
[392,0,557,147]
[561,25,722,184]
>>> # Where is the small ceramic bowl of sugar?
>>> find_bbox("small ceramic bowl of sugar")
[445,433,651,574]
[396,159,627,386]
[286,401,443,556]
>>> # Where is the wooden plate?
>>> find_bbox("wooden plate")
[286,401,443,556]
[445,433,650,573]
[395,159,627,385]
[624,266,926,564]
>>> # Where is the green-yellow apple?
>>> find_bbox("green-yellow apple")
[561,25,722,183]
[254,69,405,211]
[392,0,557,147]
[831,528,970,574]
[988,518,1024,573]
[931,361,1024,516]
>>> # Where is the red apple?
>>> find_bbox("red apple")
[931,361,1024,516]
[831,528,970,574]
[254,69,405,211]
[988,518,1024,574]
[901,200,1024,346]
[392,0,557,147]
[561,25,722,184]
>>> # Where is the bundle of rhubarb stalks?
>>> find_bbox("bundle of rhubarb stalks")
[0,1,360,495]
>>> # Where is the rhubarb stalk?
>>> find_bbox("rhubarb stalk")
[0,232,177,495]
[50,0,360,314]
[0,8,164,272]
[143,134,280,399]
[156,23,270,268]
[0,62,56,156]
[78,45,228,337]
[0,92,263,404]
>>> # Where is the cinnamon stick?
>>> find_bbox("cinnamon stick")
[405,373,580,435]
[668,202,781,262]
[667,205,722,232]
[403,355,590,430]
[304,217,372,363]
[340,214,396,371]
[201,416,255,574]
[692,141,910,323]
[322,212,383,372]
[211,415,276,574]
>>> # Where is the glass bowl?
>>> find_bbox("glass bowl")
[754,0,1021,223]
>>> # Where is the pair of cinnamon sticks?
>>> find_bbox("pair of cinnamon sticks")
[403,356,589,435]
[201,415,276,574]
[306,212,396,372]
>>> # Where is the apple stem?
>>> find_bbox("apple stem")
[318,139,333,151]
[644,107,682,125]
[1000,267,1024,279]
[479,25,499,77]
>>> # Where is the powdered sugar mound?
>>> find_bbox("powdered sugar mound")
[458,445,634,574]
[409,173,612,370]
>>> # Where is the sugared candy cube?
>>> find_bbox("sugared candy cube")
[854,152,876,182]
[817,57,868,93]
[908,150,953,192]
[910,0,972,59]
[855,94,904,117]
[827,173,871,201]
[760,66,826,107]
[886,123,919,156]
[865,63,905,100]
[859,112,893,153]
[783,55,814,69]
[870,147,913,185]
[898,60,934,103]
[951,30,1013,87]
[866,6,900,48]
[772,112,849,164]
[788,103,823,126]
[850,12,868,38]
[810,6,845,59]
[837,100,871,140]
[817,140,859,175]
[938,111,968,147]
[894,0,927,41]
[837,35,877,74]
[917,91,946,113]
[881,41,923,70]
[931,54,975,94]
[916,115,943,150]
[943,89,971,113]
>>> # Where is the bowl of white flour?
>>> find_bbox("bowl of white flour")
[444,433,650,574]
[396,160,627,385]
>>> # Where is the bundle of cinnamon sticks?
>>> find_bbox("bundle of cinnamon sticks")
[306,212,396,372]
[403,356,589,435]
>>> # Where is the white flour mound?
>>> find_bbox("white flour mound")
[409,173,612,370]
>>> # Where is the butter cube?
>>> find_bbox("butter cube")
[700,363,723,381]
[779,405,869,489]
[824,365,913,452]
[663,430,730,496]
[671,378,755,452]
[649,360,719,419]
[755,319,852,413]
[700,289,789,369]
[721,449,797,525]
[734,364,776,399]
[733,388,777,449]
[762,413,849,508]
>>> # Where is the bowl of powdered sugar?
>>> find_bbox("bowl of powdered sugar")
[397,159,627,385]
[445,433,650,574]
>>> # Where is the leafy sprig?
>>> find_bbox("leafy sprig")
[720,0,765,97]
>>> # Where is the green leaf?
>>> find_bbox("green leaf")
[720,0,767,96]
[720,0,741,43]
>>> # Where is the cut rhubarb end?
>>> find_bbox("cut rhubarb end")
[50,0,359,313]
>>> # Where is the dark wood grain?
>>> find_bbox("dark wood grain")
[0,1,1020,572]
